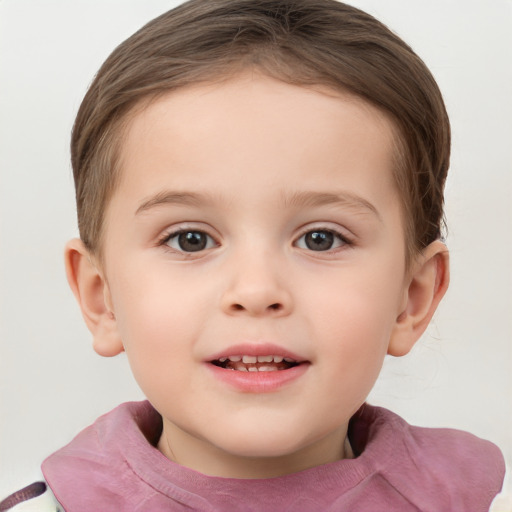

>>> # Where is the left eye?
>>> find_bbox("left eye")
[165,230,216,253]
[295,230,347,252]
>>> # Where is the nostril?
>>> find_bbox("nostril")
[230,303,282,312]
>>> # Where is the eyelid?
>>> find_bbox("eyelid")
[294,223,353,242]
[293,224,354,252]
[157,223,221,252]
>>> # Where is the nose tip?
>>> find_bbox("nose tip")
[221,273,292,317]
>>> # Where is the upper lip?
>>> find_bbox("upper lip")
[206,343,308,363]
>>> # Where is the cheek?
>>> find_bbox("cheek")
[317,294,393,369]
[306,264,402,341]
[115,299,201,410]
[305,269,402,390]
[108,271,200,376]
[313,305,392,415]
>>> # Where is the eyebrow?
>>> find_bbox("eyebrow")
[135,191,215,215]
[283,191,381,220]
[135,189,381,220]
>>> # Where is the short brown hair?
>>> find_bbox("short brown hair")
[71,0,450,263]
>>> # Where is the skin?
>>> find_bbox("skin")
[66,73,449,479]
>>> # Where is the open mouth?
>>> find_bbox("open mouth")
[210,355,300,372]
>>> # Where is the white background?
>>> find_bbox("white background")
[1,0,511,498]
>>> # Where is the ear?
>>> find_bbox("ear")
[388,240,450,357]
[64,238,124,357]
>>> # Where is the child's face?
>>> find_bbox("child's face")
[99,74,410,476]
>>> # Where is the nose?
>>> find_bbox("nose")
[220,253,293,317]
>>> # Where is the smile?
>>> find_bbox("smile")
[211,355,299,372]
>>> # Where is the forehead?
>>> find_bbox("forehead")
[113,74,399,214]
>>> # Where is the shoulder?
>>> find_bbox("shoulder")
[363,405,506,511]
[44,400,159,464]
[0,481,63,512]
[40,401,162,509]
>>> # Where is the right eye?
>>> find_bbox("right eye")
[164,230,217,253]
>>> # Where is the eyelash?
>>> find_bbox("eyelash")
[157,226,353,255]
[158,228,218,254]
[293,227,353,254]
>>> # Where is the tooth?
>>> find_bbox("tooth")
[218,357,227,362]
[242,355,257,363]
[284,357,295,363]
[272,355,283,363]
[236,365,248,372]
[258,366,278,372]
[248,367,258,372]
[229,356,242,362]
[257,355,273,363]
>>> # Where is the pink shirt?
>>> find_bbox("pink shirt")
[42,401,504,511]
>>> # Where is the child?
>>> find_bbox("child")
[1,0,506,510]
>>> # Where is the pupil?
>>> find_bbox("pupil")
[179,231,207,252]
[305,231,333,251]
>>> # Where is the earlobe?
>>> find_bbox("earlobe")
[64,238,124,357]
[388,240,450,356]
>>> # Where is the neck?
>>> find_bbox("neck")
[158,421,352,479]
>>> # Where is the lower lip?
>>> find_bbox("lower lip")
[206,363,309,393]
